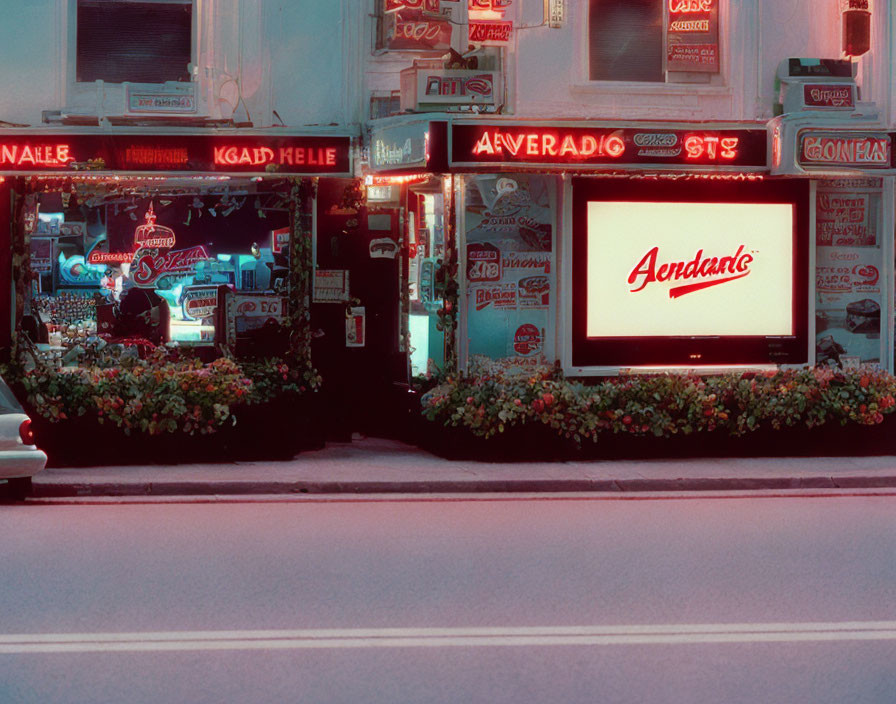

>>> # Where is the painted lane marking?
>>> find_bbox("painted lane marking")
[2,622,896,654]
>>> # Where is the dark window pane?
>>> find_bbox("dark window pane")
[77,1,192,84]
[589,0,663,82]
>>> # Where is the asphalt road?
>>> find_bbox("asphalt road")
[1,492,895,703]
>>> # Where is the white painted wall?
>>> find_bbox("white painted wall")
[361,0,878,124]
[0,0,359,130]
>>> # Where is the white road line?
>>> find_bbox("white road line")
[2,622,896,654]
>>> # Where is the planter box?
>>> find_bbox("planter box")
[30,395,325,467]
[416,417,896,462]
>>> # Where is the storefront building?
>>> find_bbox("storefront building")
[0,129,353,357]
[360,1,896,385]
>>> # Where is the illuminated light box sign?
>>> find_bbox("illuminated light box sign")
[87,251,135,265]
[802,84,855,109]
[382,0,452,51]
[798,132,891,169]
[0,134,352,175]
[570,178,809,368]
[469,20,513,44]
[666,0,719,73]
[589,203,793,336]
[451,124,767,168]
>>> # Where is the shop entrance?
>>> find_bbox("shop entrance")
[313,178,407,439]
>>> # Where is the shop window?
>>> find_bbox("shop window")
[462,175,556,369]
[76,0,193,84]
[370,92,403,120]
[588,0,721,83]
[27,179,292,355]
[373,0,455,54]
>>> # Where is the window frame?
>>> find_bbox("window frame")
[65,0,198,101]
[574,0,729,93]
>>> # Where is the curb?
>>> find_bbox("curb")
[28,475,896,498]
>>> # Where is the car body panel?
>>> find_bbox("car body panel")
[0,379,48,480]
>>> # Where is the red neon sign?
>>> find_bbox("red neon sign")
[469,0,513,13]
[132,245,211,287]
[683,135,739,160]
[213,145,337,167]
[472,129,626,159]
[669,0,713,12]
[628,244,754,298]
[385,0,439,11]
[0,143,73,167]
[134,202,176,249]
[87,251,135,265]
[469,20,513,42]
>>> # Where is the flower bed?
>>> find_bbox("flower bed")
[417,359,896,460]
[7,348,324,466]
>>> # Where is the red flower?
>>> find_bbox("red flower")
[622,415,632,425]
[542,392,554,406]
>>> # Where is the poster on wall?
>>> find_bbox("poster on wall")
[346,307,366,347]
[464,174,554,365]
[815,252,881,365]
[381,0,453,51]
[666,0,720,73]
[816,181,879,247]
[313,269,350,303]
[815,180,883,365]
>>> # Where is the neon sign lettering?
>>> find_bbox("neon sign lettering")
[132,245,211,287]
[0,144,73,167]
[425,74,494,97]
[669,0,714,12]
[469,0,513,13]
[801,135,889,165]
[669,19,710,31]
[628,245,753,298]
[87,251,135,265]
[385,0,439,12]
[472,130,626,159]
[396,21,442,41]
[684,135,739,160]
[134,202,176,250]
[213,146,337,167]
[469,20,513,43]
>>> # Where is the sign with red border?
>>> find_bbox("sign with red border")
[451,124,767,169]
[0,133,352,175]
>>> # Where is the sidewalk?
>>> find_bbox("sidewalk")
[26,436,896,498]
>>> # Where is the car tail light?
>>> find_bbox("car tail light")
[19,419,35,446]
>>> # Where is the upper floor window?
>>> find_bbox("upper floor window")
[589,0,720,83]
[76,0,192,84]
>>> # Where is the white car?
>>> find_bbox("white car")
[0,377,47,500]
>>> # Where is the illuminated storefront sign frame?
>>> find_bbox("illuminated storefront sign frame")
[450,123,768,169]
[798,131,891,169]
[568,177,810,370]
[0,133,353,175]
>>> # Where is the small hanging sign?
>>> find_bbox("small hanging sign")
[369,237,398,259]
[346,307,366,347]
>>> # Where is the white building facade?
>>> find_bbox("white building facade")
[360,0,896,380]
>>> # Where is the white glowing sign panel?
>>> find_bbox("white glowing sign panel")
[586,202,794,337]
